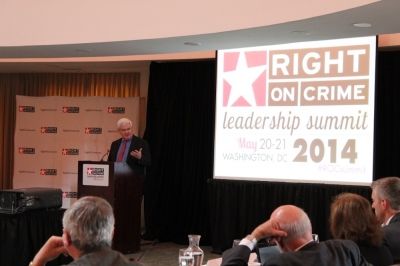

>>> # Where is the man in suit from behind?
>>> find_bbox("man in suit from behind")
[371,176,400,264]
[107,117,151,179]
[30,196,142,266]
[221,205,371,266]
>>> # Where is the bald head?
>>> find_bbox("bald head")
[271,205,312,245]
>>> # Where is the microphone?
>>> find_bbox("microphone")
[133,239,159,262]
[100,149,110,162]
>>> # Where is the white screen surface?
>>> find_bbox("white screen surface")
[214,36,376,185]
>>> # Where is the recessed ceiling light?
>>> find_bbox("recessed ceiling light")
[291,31,311,35]
[63,68,82,71]
[184,42,201,46]
[75,48,92,52]
[353,23,371,28]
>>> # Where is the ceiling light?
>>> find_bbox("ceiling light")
[353,23,371,28]
[291,31,311,35]
[184,42,201,46]
[63,68,82,71]
[75,48,92,52]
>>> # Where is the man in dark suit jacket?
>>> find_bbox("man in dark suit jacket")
[107,118,151,179]
[221,205,371,266]
[371,176,400,264]
[31,196,142,266]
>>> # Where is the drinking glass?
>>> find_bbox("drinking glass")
[312,234,319,243]
[179,248,194,266]
[232,239,241,248]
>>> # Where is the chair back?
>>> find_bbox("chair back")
[255,242,281,264]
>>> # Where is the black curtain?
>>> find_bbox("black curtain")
[0,209,73,266]
[143,61,216,245]
[374,51,400,177]
[207,179,371,254]
[142,51,400,252]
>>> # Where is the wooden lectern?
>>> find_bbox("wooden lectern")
[77,161,142,253]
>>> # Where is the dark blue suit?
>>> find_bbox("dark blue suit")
[221,240,371,266]
[382,212,400,264]
[108,135,151,179]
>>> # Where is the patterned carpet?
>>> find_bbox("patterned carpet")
[125,240,221,266]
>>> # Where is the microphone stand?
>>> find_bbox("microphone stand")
[100,150,109,162]
[131,239,159,262]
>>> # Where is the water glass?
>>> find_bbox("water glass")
[232,239,241,248]
[179,248,194,266]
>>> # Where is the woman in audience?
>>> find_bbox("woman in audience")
[330,192,393,266]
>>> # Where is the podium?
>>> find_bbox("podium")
[77,161,142,253]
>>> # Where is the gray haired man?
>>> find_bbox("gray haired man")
[30,196,142,266]
[371,176,400,264]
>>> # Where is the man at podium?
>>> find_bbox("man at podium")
[108,118,151,179]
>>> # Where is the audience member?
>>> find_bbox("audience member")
[371,176,400,264]
[221,205,371,266]
[330,193,393,266]
[30,196,142,266]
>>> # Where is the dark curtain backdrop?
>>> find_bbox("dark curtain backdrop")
[143,61,216,245]
[374,51,400,177]
[207,180,371,254]
[0,209,73,266]
[143,51,400,253]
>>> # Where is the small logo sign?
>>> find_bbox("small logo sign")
[85,127,102,134]
[62,191,77,198]
[108,107,125,114]
[86,168,105,175]
[18,106,35,112]
[41,127,58,133]
[62,149,79,155]
[62,107,80,113]
[19,147,35,154]
[40,169,57,175]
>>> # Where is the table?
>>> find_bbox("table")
[0,209,73,266]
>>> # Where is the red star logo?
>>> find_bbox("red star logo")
[40,169,46,175]
[108,107,114,113]
[87,168,93,175]
[85,128,90,134]
[18,106,24,112]
[19,148,24,154]
[222,51,267,107]
[41,127,46,133]
[62,191,68,198]
[62,149,68,155]
[62,107,68,113]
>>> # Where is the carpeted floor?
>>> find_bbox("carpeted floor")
[125,239,222,266]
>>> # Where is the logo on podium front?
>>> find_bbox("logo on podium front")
[83,164,109,186]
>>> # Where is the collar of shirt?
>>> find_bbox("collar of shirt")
[385,214,396,226]
[295,239,314,251]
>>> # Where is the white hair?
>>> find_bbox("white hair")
[62,196,114,251]
[117,118,132,129]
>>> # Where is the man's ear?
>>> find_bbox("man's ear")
[275,237,286,252]
[382,198,388,210]
[63,229,72,247]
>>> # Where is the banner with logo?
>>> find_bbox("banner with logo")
[14,96,141,207]
[214,36,376,185]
